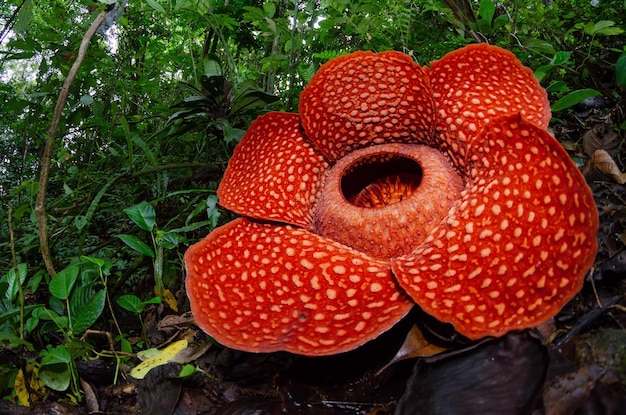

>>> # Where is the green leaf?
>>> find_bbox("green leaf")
[596,27,624,36]
[117,294,142,313]
[551,89,602,112]
[534,64,553,83]
[147,0,165,13]
[124,201,156,232]
[583,21,596,36]
[203,55,222,78]
[207,195,221,229]
[594,20,616,32]
[117,294,160,314]
[551,51,572,66]
[39,346,72,391]
[80,256,113,275]
[49,265,80,300]
[616,53,626,88]
[70,287,106,334]
[2,263,27,303]
[478,0,495,24]
[157,231,187,249]
[117,234,155,258]
[263,2,276,18]
[546,81,568,94]
[525,39,555,55]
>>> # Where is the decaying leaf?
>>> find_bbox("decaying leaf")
[583,124,620,157]
[591,150,626,184]
[378,325,447,373]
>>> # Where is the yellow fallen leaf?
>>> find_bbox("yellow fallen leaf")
[130,339,188,379]
[14,369,30,407]
[161,288,178,312]
[154,286,178,312]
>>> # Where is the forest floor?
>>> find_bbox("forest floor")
[3,101,626,415]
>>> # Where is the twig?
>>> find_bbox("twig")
[35,8,110,277]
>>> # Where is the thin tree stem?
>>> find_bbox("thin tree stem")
[35,8,110,277]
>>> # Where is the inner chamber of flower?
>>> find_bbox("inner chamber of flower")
[344,155,423,208]
[313,143,464,259]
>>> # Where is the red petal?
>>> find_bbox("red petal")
[185,218,413,356]
[428,44,551,169]
[392,114,598,340]
[217,112,329,229]
[299,51,436,161]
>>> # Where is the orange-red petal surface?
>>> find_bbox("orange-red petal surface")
[392,114,598,340]
[185,218,414,356]
[428,44,551,169]
[299,51,436,161]
[217,112,329,229]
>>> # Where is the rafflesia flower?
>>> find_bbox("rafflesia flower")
[185,44,599,356]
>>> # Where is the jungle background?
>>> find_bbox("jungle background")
[1,0,626,413]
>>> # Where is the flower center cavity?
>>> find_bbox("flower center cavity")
[314,144,464,259]
[342,155,423,208]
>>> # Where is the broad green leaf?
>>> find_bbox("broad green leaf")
[551,89,602,112]
[263,1,276,18]
[117,294,161,314]
[124,201,156,232]
[534,64,553,82]
[117,234,155,258]
[117,294,142,313]
[525,39,555,55]
[157,231,187,249]
[178,364,196,378]
[49,265,80,300]
[14,0,33,34]
[478,0,495,24]
[551,51,572,66]
[0,305,41,336]
[147,0,165,13]
[39,346,71,391]
[70,287,106,334]
[2,263,27,302]
[546,81,568,94]
[203,55,222,78]
[583,21,596,36]
[594,20,616,32]
[221,122,245,144]
[596,27,624,36]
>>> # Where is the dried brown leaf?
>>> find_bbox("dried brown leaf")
[591,150,626,184]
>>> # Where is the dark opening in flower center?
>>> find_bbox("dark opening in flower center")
[341,155,423,208]
[314,144,464,259]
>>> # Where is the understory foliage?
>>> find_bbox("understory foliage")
[0,0,625,405]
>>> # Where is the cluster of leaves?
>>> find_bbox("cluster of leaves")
[0,0,624,407]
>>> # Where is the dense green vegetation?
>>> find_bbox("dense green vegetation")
[1,0,624,405]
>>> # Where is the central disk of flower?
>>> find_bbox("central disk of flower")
[313,144,464,259]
